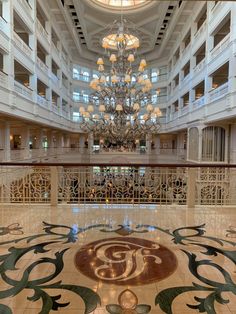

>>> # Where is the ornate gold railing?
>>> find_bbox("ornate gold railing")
[0,163,235,206]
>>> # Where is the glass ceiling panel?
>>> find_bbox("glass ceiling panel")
[94,0,148,8]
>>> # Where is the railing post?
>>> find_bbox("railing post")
[187,167,197,208]
[50,166,58,206]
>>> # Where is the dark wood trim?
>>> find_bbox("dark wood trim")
[0,162,235,168]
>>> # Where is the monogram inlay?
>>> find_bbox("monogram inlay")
[75,237,177,285]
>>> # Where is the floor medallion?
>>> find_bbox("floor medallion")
[74,236,177,285]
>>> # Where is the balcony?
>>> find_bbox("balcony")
[73,95,89,104]
[37,57,49,74]
[193,59,205,75]
[181,106,189,115]
[14,0,33,31]
[211,1,223,16]
[0,70,8,88]
[182,73,190,86]
[194,21,206,42]
[73,73,90,82]
[152,95,167,105]
[36,19,50,44]
[52,103,60,114]
[210,33,230,61]
[14,80,33,100]
[172,111,178,120]
[13,32,32,58]
[62,84,69,97]
[37,94,49,109]
[0,16,8,34]
[151,73,167,83]
[193,95,205,107]
[209,82,228,101]
[62,108,69,118]
[51,72,59,86]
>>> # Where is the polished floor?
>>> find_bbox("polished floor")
[0,204,235,313]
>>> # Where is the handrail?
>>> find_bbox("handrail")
[0,162,234,167]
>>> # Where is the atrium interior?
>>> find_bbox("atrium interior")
[0,0,236,313]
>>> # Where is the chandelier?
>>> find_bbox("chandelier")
[79,18,162,143]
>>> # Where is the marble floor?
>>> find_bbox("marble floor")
[0,203,235,314]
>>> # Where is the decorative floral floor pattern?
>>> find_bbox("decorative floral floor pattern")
[0,205,235,313]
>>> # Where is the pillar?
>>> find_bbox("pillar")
[2,122,11,162]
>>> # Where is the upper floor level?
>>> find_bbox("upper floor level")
[1,0,236,136]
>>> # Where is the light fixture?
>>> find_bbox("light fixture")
[80,17,161,143]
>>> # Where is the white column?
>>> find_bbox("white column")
[21,126,30,159]
[198,127,203,162]
[1,122,11,162]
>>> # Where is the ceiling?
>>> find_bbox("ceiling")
[48,0,196,66]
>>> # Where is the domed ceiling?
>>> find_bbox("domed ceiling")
[49,0,196,64]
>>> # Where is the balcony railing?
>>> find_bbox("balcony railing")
[194,21,206,41]
[37,57,49,74]
[182,73,190,85]
[14,80,33,99]
[181,105,189,115]
[13,32,32,58]
[62,107,69,118]
[51,72,59,84]
[151,73,168,83]
[0,16,7,33]
[0,164,234,206]
[210,33,230,60]
[209,82,228,101]
[17,0,32,18]
[73,73,90,82]
[0,70,8,88]
[36,19,50,43]
[193,95,205,107]
[172,111,178,120]
[193,59,205,74]
[52,103,60,114]
[37,94,49,108]
[73,96,89,104]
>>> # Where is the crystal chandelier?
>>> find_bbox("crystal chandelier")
[79,18,162,143]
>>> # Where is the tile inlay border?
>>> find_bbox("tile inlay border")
[0,220,234,313]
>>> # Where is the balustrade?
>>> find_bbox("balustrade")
[13,32,32,58]
[0,16,7,33]
[37,94,49,108]
[151,73,167,83]
[194,21,206,41]
[52,103,60,114]
[193,95,205,107]
[36,19,50,43]
[210,34,230,60]
[14,80,33,99]
[182,73,190,86]
[181,105,189,115]
[209,82,228,101]
[0,70,8,88]
[51,72,59,85]
[37,57,49,74]
[193,59,205,74]
[0,164,234,206]
[172,111,179,120]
